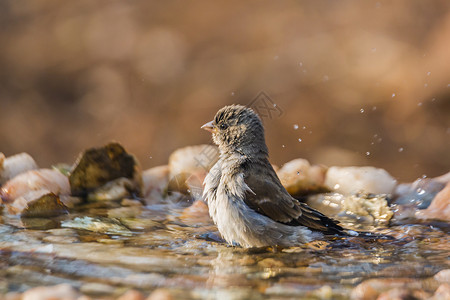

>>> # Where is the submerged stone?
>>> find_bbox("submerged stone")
[20,193,68,218]
[307,192,393,226]
[61,216,133,236]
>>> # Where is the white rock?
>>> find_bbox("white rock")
[325,166,397,195]
[0,152,38,185]
[0,169,70,201]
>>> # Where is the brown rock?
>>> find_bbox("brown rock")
[69,142,142,198]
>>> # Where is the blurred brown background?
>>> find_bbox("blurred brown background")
[0,0,449,182]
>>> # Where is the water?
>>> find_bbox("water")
[0,200,448,299]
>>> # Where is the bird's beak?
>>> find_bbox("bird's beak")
[201,120,218,133]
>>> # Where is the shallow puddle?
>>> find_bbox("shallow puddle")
[0,200,448,299]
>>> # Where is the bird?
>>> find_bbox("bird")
[201,104,353,248]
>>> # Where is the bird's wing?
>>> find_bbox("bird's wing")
[243,166,343,234]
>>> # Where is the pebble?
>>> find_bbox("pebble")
[42,235,79,244]
[258,258,285,268]
[80,282,116,295]
[21,284,80,300]
[0,152,38,185]
[118,290,145,300]
[416,182,450,221]
[146,289,173,300]
[276,158,328,196]
[142,165,170,203]
[434,269,450,283]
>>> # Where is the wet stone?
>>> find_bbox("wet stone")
[20,193,68,218]
[69,142,142,199]
[42,235,79,244]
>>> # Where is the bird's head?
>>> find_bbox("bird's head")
[202,105,268,156]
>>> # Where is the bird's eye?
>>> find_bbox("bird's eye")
[219,123,228,130]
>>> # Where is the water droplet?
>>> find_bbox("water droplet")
[372,106,377,111]
[302,69,307,74]
[360,108,365,113]
[281,144,285,148]
[299,62,303,67]
[231,92,235,96]
[308,131,312,134]
[418,102,423,106]
[392,93,396,98]
[296,171,300,175]
[149,156,153,159]
[377,138,383,143]
[431,97,436,102]
[398,147,404,152]
[424,83,428,88]
[447,83,450,87]
[417,188,426,196]
[298,138,302,142]
[293,124,299,130]
[373,134,378,138]
[422,174,427,179]
[323,75,329,81]
[370,142,375,145]
[334,184,340,189]
[273,103,277,107]
[366,152,370,156]
[427,72,431,76]
[302,126,307,130]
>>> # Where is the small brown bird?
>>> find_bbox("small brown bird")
[201,104,353,248]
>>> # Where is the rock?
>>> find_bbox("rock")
[18,192,68,218]
[325,166,397,195]
[258,258,285,268]
[434,269,450,283]
[393,178,445,209]
[351,278,423,300]
[0,152,38,185]
[107,206,142,219]
[61,216,132,236]
[21,284,80,300]
[1,169,70,202]
[79,282,115,296]
[376,288,430,300]
[142,165,170,202]
[146,289,173,300]
[167,145,218,194]
[69,142,142,199]
[118,290,145,300]
[416,183,450,221]
[87,178,140,202]
[307,193,393,225]
[431,284,450,300]
[276,158,329,196]
[179,200,211,226]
